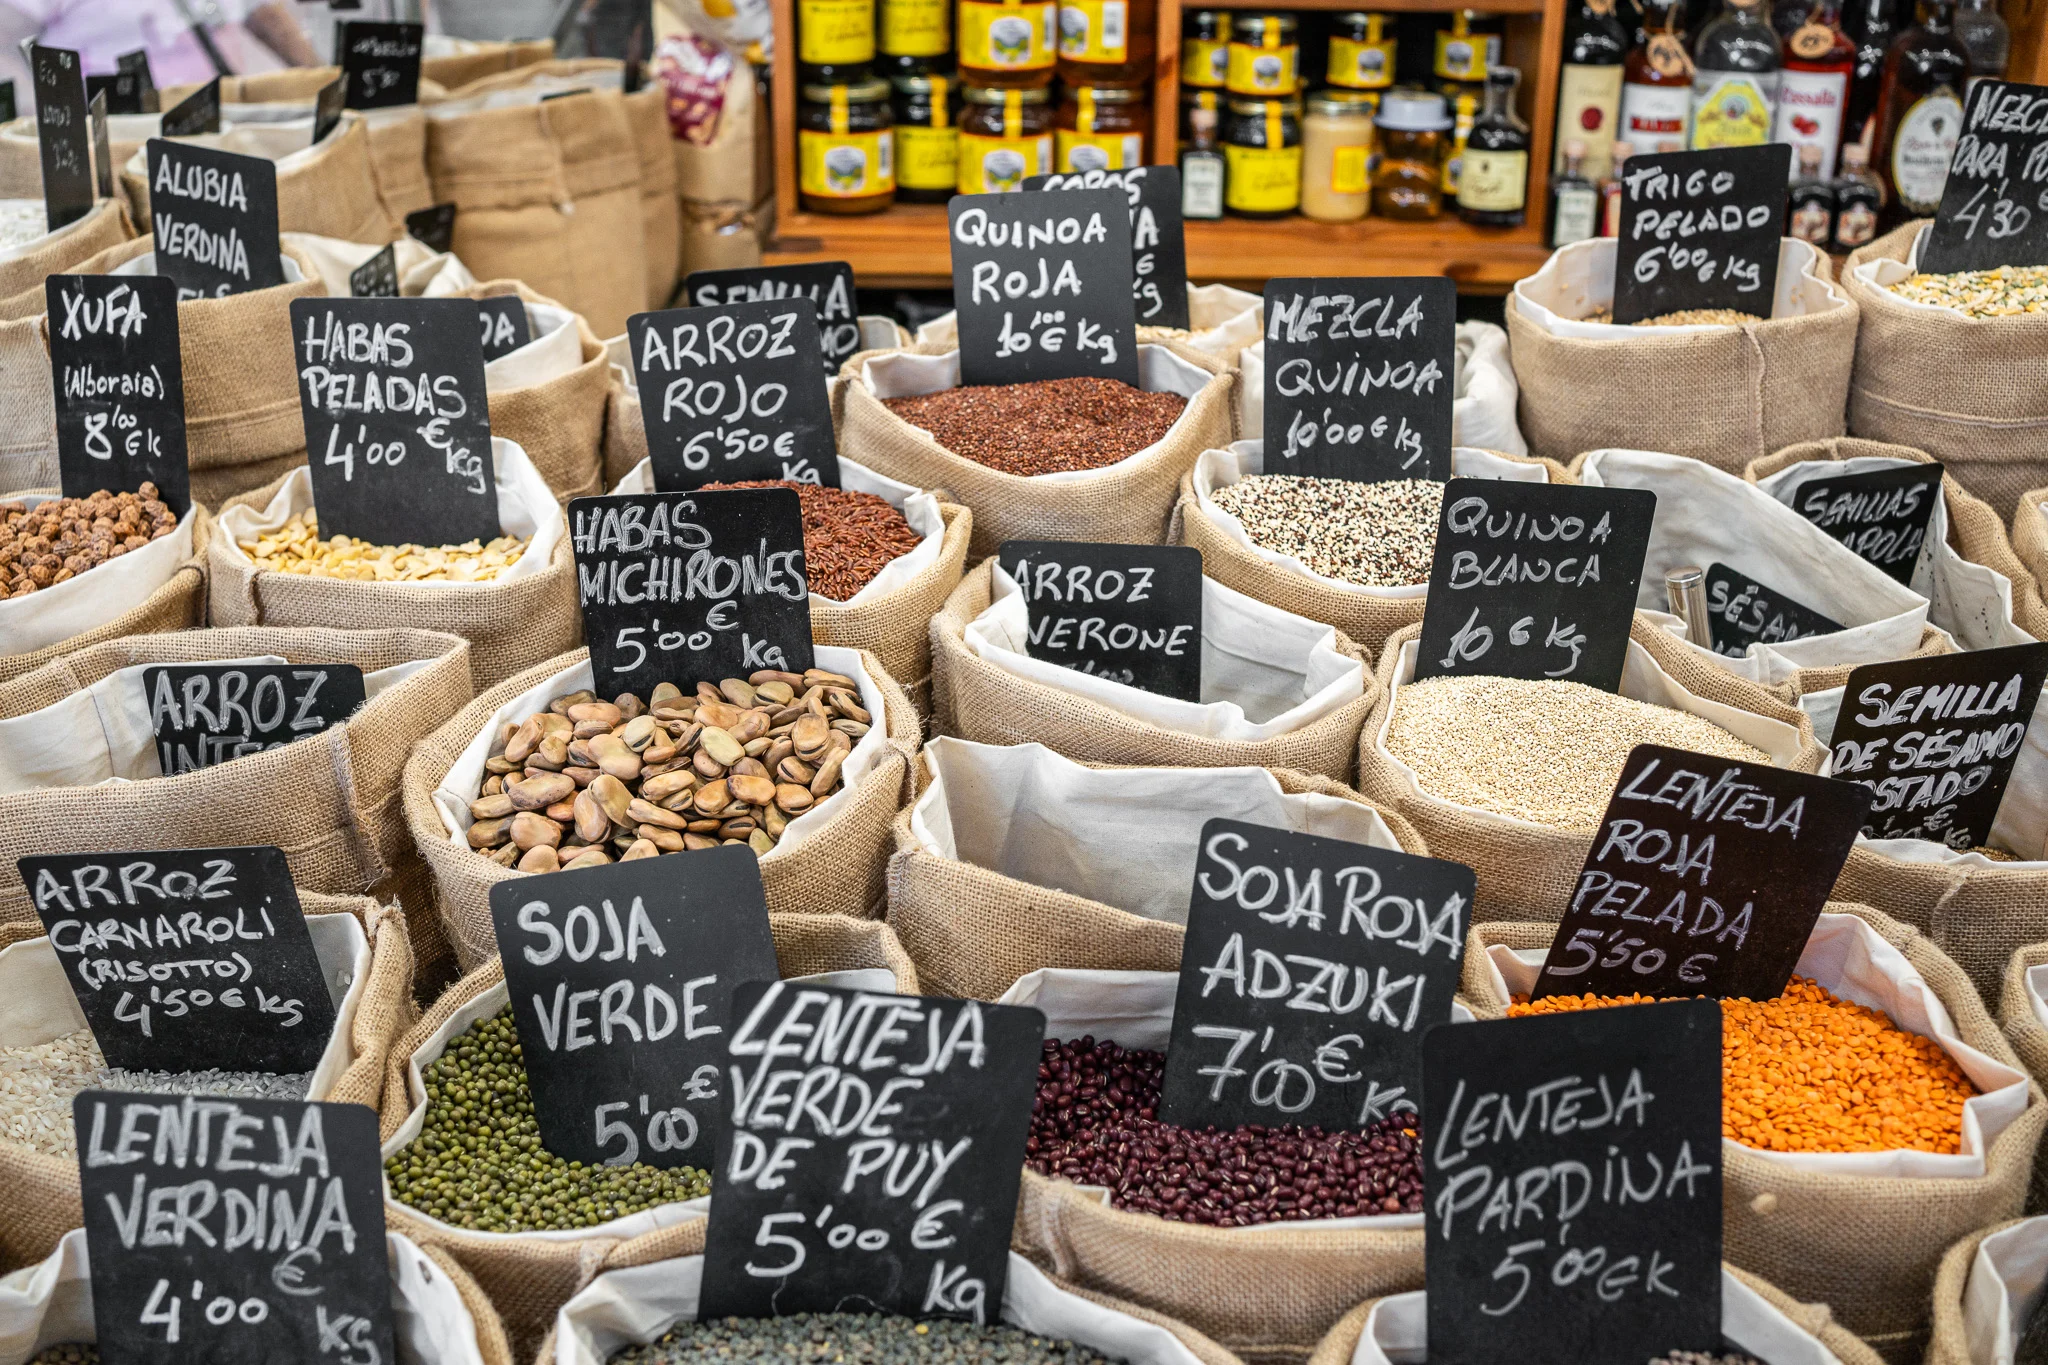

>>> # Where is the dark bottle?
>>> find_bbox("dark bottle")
[1830,139,1885,247]
[1787,142,1835,242]
[1621,0,1695,148]
[1555,0,1630,183]
[1550,136,1601,245]
[1689,0,1781,149]
[1955,0,2009,99]
[1461,65,1531,225]
[1180,89,1227,219]
[1870,0,1967,223]
[1842,0,1898,150]
[1773,0,1854,179]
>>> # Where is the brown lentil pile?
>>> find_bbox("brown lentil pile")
[237,511,531,583]
[1026,1036,1424,1225]
[0,483,177,597]
[28,1348,97,1365]
[1208,476,1443,586]
[1584,307,1764,326]
[883,377,1187,476]
[1886,264,2048,317]
[704,479,924,601]
[610,1316,1121,1364]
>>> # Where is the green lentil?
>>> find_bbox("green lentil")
[609,1314,1124,1363]
[383,1006,710,1233]
[27,1348,97,1365]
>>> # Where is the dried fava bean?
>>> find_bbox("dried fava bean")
[703,480,925,601]
[28,1347,99,1365]
[1208,476,1443,587]
[608,1314,1122,1364]
[0,483,178,599]
[238,511,532,583]
[882,377,1189,476]
[1886,263,2048,318]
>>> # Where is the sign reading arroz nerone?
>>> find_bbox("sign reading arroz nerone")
[1920,79,2048,274]
[144,662,367,775]
[47,273,190,516]
[569,488,815,699]
[1783,462,1944,585]
[1703,562,1847,657]
[1156,819,1471,1132]
[686,262,861,375]
[21,847,336,1074]
[1611,144,1791,325]
[948,188,1139,388]
[144,140,285,299]
[1827,644,2048,849]
[31,44,91,233]
[490,847,781,1170]
[628,299,842,488]
[1423,1000,1723,1365]
[290,296,502,548]
[997,540,1203,700]
[1260,277,1456,482]
[1532,744,1869,1001]
[698,982,1046,1321]
[76,1092,396,1365]
[1023,165,1191,330]
[1414,480,1656,692]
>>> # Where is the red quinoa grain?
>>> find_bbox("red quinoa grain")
[704,479,925,601]
[883,377,1188,476]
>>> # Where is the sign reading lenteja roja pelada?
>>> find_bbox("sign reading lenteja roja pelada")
[1156,819,1469,1131]
[1778,461,1944,585]
[1023,165,1191,331]
[1920,79,2048,273]
[144,140,285,299]
[699,983,1045,1321]
[47,273,190,516]
[947,188,1139,388]
[997,540,1203,700]
[1702,562,1846,657]
[1611,144,1790,325]
[1532,743,1868,1001]
[1423,1000,1722,1365]
[686,262,861,375]
[143,662,367,774]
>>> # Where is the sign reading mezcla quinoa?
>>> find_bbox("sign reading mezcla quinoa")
[21,846,336,1075]
[1703,562,1847,657]
[1260,276,1456,483]
[948,188,1139,388]
[32,44,92,234]
[1533,744,1868,1002]
[47,273,190,516]
[1611,144,1790,325]
[1920,80,2048,274]
[1778,462,1943,586]
[144,140,285,299]
[337,19,423,109]
[143,662,367,775]
[1023,165,1191,331]
[997,540,1203,701]
[686,262,861,375]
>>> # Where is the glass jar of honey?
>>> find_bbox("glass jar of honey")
[1227,14,1299,97]
[1223,95,1302,217]
[1055,84,1149,170]
[799,78,896,214]
[957,0,1057,86]
[893,72,961,202]
[1371,85,1450,220]
[1056,0,1156,87]
[958,82,1054,191]
[1182,9,1228,88]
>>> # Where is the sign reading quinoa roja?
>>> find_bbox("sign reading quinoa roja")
[1779,462,1944,585]
[1920,79,2048,273]
[948,188,1139,388]
[159,77,220,137]
[143,662,367,775]
[628,299,843,488]
[336,19,424,109]
[20,846,335,1075]
[47,273,189,516]
[1422,1000,1723,1365]
[76,1093,396,1365]
[1414,480,1656,692]
[1532,744,1869,1001]
[698,982,1046,1322]
[997,540,1203,700]
[1611,144,1791,325]
[145,140,285,299]
[1023,165,1191,330]
[1826,644,2048,848]
[1702,561,1847,656]
[1260,276,1456,482]
[32,44,92,233]
[1157,819,1469,1132]
[686,262,861,375]
[569,488,815,698]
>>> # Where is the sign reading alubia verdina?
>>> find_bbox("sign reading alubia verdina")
[144,140,285,299]
[1611,144,1790,325]
[46,273,190,516]
[1920,79,2048,274]
[948,188,1139,388]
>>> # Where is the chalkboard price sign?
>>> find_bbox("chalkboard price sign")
[686,262,861,375]
[407,201,457,255]
[47,273,190,516]
[948,188,1140,388]
[349,243,400,298]
[997,540,1203,700]
[144,140,286,299]
[1023,165,1191,330]
[312,77,345,145]
[1157,819,1469,1131]
[1921,80,2048,274]
[0,81,16,125]
[32,44,92,234]
[337,19,424,109]
[1261,276,1456,483]
[21,846,336,1074]
[1612,144,1791,325]
[1533,743,1869,1001]
[88,90,111,200]
[1414,480,1656,692]
[1780,462,1943,584]
[698,982,1046,1322]
[87,69,149,116]
[144,662,367,775]
[478,295,532,362]
[160,77,220,137]
[1703,562,1847,656]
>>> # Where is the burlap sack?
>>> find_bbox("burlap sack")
[1508,236,1858,471]
[1923,1216,2048,1365]
[121,115,405,247]
[626,86,681,311]
[0,198,138,321]
[448,280,615,502]
[838,340,1238,559]
[422,37,557,92]
[2001,944,2048,1213]
[2008,486,2048,638]
[0,117,157,201]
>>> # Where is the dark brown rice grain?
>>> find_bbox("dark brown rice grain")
[882,378,1187,476]
[703,480,925,601]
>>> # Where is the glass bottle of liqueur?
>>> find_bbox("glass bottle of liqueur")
[1600,139,1635,233]
[1787,141,1836,241]
[1690,0,1781,148]
[1460,65,1531,225]
[1830,139,1884,247]
[1556,0,1630,182]
[1434,10,1502,194]
[1954,0,2008,101]
[1843,0,1898,149]
[1550,137,1601,244]
[1622,0,1695,149]
[1772,0,1854,180]
[1871,0,1966,224]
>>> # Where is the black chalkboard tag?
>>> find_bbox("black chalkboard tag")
[1532,743,1869,1001]
[1612,144,1791,325]
[116,48,157,112]
[490,846,781,1170]
[627,298,842,489]
[478,294,533,362]
[338,20,424,109]
[1414,481,1657,693]
[996,540,1203,701]
[698,981,1046,1322]
[685,262,861,375]
[77,1092,396,1365]
[1023,165,1191,331]
[0,81,16,125]
[32,45,92,233]
[47,272,190,516]
[1782,462,1943,585]
[349,243,400,298]
[949,188,1140,389]
[1156,818,1470,1131]
[1422,1000,1722,1365]
[1921,80,2048,274]
[144,662,368,775]
[290,296,502,547]
[1703,561,1847,657]
[158,76,220,137]
[1827,643,2048,849]
[21,846,336,1074]
[1261,276,1457,482]
[406,200,457,254]
[311,76,346,145]
[569,488,816,697]
[144,140,285,299]
[87,89,111,199]
[86,69,148,116]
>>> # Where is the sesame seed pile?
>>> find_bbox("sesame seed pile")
[1886,264,2048,318]
[1208,476,1443,587]
[882,377,1187,476]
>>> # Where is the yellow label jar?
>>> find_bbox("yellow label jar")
[1432,9,1502,82]
[798,0,877,73]
[1223,96,1301,217]
[1055,84,1148,170]
[1328,12,1395,90]
[958,0,1057,84]
[799,79,896,214]
[1302,89,1376,222]
[958,83,1053,191]
[1226,13,1298,97]
[893,73,960,202]
[1181,9,1227,88]
[880,0,951,61]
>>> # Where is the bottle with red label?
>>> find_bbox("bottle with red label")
[1870,0,1966,225]
[1621,0,1695,148]
[1772,0,1854,180]
[1555,0,1630,182]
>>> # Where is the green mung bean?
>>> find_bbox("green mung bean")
[609,1314,1123,1364]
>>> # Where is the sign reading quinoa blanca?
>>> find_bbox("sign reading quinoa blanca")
[145,140,285,299]
[1261,276,1456,483]
[1533,744,1869,1001]
[997,540,1203,700]
[1779,462,1944,585]
[948,188,1139,388]
[143,663,367,775]
[336,19,423,109]
[1422,1000,1723,1365]
[477,295,532,362]
[1414,481,1656,692]
[1825,644,2048,848]
[289,296,501,547]
[1702,562,1846,656]
[32,44,92,232]
[1612,144,1791,325]
[687,262,862,375]
[46,273,190,516]
[1920,79,2048,274]
[21,846,336,1075]
[159,77,220,137]
[628,299,843,489]
[698,982,1046,1321]
[1156,819,1470,1132]
[76,1093,396,1365]
[1023,165,1191,330]
[570,487,816,698]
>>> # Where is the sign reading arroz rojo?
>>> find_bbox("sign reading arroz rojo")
[948,188,1139,388]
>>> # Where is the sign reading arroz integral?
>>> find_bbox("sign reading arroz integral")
[948,188,1140,388]
[698,982,1046,1322]
[1532,744,1869,1002]
[570,487,816,699]
[1260,277,1456,482]
[21,846,336,1075]
[628,299,842,488]
[1423,1000,1723,1365]
[490,848,781,1170]
[337,19,423,109]
[1702,562,1847,657]
[1920,79,2048,274]
[686,262,861,375]
[1156,819,1471,1132]
[144,140,285,300]
[1023,165,1191,330]
[997,540,1204,700]
[144,662,367,775]
[76,1092,396,1365]
[1782,462,1944,585]
[31,45,91,233]
[1611,144,1791,325]
[47,273,190,515]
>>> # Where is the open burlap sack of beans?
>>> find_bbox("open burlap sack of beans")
[421,36,557,91]
[121,115,406,247]
[2001,945,2048,1213]
[1924,1215,2048,1365]
[930,559,1376,779]
[0,198,138,321]
[1509,237,1857,471]
[1463,905,2045,1362]
[918,282,1264,363]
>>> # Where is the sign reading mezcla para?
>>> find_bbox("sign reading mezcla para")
[145,140,284,299]
[1920,79,2048,274]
